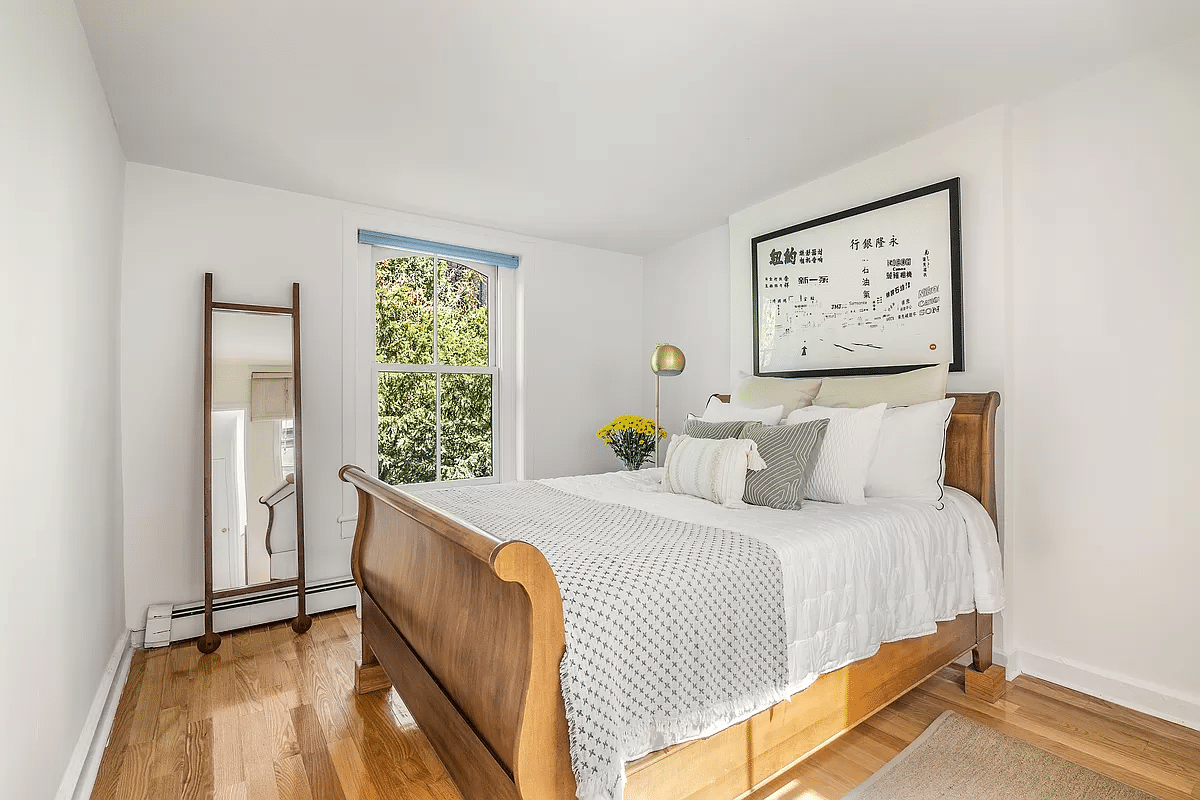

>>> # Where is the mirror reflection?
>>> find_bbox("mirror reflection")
[210,310,298,591]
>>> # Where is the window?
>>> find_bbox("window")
[373,251,498,486]
[279,419,295,476]
[249,371,293,422]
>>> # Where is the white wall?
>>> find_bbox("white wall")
[725,107,1014,648]
[0,1,127,797]
[120,164,643,630]
[727,108,1010,398]
[642,109,1013,644]
[642,224,732,438]
[1008,36,1200,719]
[642,35,1200,726]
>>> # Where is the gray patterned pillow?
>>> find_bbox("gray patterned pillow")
[683,418,748,439]
[740,420,830,509]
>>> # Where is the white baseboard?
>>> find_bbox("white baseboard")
[129,578,358,644]
[55,631,134,800]
[1012,648,1200,731]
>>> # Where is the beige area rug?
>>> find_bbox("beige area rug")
[844,711,1154,799]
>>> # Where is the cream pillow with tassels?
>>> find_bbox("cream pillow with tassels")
[662,435,767,508]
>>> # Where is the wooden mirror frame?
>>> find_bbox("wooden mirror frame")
[199,273,311,654]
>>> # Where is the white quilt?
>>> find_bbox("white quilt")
[543,468,1005,696]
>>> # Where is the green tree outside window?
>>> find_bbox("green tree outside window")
[376,256,493,485]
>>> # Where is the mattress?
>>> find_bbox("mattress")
[543,468,1005,695]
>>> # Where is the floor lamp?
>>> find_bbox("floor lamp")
[650,343,686,467]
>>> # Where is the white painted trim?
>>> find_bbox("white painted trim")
[55,630,134,800]
[1012,648,1200,732]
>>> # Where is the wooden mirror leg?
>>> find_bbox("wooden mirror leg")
[289,280,312,641]
[198,631,222,654]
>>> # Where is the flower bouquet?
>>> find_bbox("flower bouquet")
[596,415,667,471]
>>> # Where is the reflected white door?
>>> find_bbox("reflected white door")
[211,457,233,591]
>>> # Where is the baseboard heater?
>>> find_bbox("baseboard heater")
[170,575,357,620]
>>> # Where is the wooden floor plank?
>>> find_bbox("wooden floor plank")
[149,705,187,779]
[180,718,215,800]
[113,742,153,800]
[274,753,315,800]
[127,651,168,746]
[291,703,349,800]
[329,736,381,800]
[94,609,1200,800]
[210,708,245,791]
[147,771,182,800]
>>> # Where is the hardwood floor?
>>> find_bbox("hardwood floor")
[93,609,1200,800]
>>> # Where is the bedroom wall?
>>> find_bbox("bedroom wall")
[1007,35,1200,723]
[726,108,1011,400]
[641,33,1200,727]
[642,108,1013,646]
[641,224,732,438]
[724,107,1014,649]
[0,1,128,797]
[119,164,643,632]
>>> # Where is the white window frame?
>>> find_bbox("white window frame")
[369,245,500,489]
[340,213,526,539]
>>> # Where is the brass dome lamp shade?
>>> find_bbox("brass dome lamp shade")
[650,344,686,466]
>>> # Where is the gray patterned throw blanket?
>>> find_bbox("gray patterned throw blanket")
[414,482,789,800]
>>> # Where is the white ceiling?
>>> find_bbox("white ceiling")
[77,0,1200,254]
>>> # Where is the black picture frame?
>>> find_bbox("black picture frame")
[751,177,964,378]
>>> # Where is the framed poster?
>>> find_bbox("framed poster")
[752,178,963,377]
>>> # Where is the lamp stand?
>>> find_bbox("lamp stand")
[654,373,661,468]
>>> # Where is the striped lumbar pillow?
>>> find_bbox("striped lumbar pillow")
[662,435,767,507]
[683,418,748,439]
[740,419,830,509]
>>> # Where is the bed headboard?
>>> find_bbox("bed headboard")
[709,392,1000,524]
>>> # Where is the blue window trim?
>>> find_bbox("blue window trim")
[359,229,519,269]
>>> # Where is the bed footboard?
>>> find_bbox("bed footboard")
[340,466,577,800]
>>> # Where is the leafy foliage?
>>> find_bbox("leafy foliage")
[376,256,492,485]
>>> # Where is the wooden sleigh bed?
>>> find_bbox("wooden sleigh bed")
[340,391,1004,800]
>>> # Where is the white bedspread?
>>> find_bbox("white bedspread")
[543,469,1004,695]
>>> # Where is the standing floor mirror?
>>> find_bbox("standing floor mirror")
[199,273,310,653]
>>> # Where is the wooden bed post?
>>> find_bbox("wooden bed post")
[966,611,1006,702]
[952,391,1007,703]
[344,466,392,695]
[356,632,392,694]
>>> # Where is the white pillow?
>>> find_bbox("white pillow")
[662,435,767,508]
[866,397,956,501]
[699,396,784,426]
[813,363,948,408]
[732,371,822,416]
[786,403,886,504]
